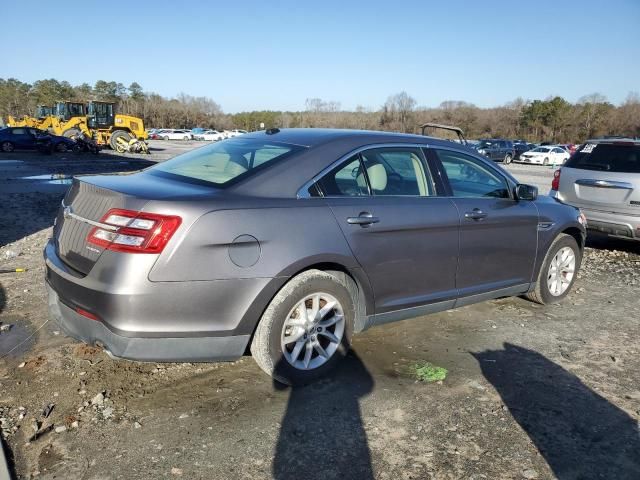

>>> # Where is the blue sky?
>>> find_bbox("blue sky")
[2,0,639,112]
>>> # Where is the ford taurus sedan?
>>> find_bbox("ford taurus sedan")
[45,129,586,384]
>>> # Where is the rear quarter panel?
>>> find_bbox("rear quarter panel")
[148,200,361,282]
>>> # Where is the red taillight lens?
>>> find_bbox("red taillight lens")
[76,307,99,321]
[87,208,181,254]
[551,169,561,190]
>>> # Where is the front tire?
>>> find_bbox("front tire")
[109,130,132,150]
[250,270,354,385]
[504,153,512,164]
[526,233,581,305]
[55,142,68,153]
[543,157,549,166]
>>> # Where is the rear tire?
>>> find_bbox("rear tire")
[1,141,14,152]
[55,142,68,153]
[250,269,354,386]
[504,153,513,164]
[526,233,581,305]
[109,130,132,150]
[184,136,190,140]
[543,157,549,166]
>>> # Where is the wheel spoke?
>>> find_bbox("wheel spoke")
[318,329,339,344]
[314,342,328,358]
[316,300,336,322]
[290,340,306,362]
[311,295,320,321]
[303,342,313,369]
[319,313,343,328]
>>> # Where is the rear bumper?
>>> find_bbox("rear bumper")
[43,239,274,361]
[47,285,249,362]
[580,207,639,240]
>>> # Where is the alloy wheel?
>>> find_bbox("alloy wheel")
[1,141,14,152]
[281,292,345,370]
[547,246,575,296]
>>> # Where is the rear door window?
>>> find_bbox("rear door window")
[565,143,640,173]
[360,147,434,196]
[318,155,369,196]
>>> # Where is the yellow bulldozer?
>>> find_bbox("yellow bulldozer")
[6,101,148,152]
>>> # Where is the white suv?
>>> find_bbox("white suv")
[551,138,640,241]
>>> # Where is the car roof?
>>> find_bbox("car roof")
[586,137,640,144]
[239,128,462,148]
[229,128,516,197]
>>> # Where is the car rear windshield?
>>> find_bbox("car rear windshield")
[564,143,640,173]
[149,138,304,186]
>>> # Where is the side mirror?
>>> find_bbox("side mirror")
[515,184,538,201]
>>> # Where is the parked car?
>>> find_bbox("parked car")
[474,139,515,163]
[160,129,192,140]
[554,144,577,155]
[194,130,225,141]
[513,142,534,160]
[519,146,570,166]
[551,138,640,241]
[45,129,585,385]
[0,127,77,153]
[222,129,249,139]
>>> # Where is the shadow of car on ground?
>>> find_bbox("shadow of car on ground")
[474,343,640,480]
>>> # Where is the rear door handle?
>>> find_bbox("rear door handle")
[464,209,488,220]
[347,212,380,227]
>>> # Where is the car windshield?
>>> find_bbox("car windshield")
[531,147,551,153]
[564,143,640,173]
[150,138,304,186]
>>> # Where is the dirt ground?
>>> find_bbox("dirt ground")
[1,142,639,480]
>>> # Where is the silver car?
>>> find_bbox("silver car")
[551,138,640,241]
[45,129,586,384]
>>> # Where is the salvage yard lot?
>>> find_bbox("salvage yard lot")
[1,141,639,479]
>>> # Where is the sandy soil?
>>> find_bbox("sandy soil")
[1,146,639,480]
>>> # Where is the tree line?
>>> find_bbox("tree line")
[1,77,638,142]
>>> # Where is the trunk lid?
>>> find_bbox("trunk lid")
[53,172,216,275]
[558,142,640,215]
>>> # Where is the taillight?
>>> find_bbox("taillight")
[551,169,561,190]
[87,208,181,254]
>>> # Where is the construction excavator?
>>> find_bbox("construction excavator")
[6,101,148,152]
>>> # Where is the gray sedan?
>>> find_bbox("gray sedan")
[45,129,586,384]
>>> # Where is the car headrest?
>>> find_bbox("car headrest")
[366,163,387,191]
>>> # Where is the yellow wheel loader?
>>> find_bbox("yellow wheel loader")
[6,102,147,151]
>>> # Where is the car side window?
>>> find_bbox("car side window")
[360,147,433,196]
[435,149,511,199]
[318,155,369,196]
[12,128,26,135]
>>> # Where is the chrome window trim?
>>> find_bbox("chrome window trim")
[297,141,518,200]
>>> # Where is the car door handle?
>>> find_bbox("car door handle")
[464,209,488,220]
[347,212,380,227]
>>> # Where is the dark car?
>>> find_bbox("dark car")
[45,129,586,384]
[0,127,77,153]
[474,139,516,164]
[513,141,534,160]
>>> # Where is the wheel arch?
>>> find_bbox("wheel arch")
[241,260,374,354]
